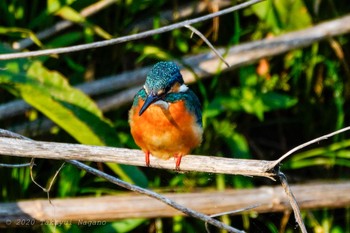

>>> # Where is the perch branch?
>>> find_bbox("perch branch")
[0,0,263,60]
[0,129,242,232]
[1,181,350,226]
[0,137,274,179]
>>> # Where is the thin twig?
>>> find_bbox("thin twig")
[185,24,229,67]
[125,0,232,33]
[3,14,350,122]
[278,171,307,233]
[0,0,263,60]
[270,126,350,169]
[68,160,244,233]
[0,129,64,204]
[205,204,261,233]
[0,162,31,168]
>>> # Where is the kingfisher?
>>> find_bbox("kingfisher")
[129,61,203,170]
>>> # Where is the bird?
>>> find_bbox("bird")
[129,61,203,170]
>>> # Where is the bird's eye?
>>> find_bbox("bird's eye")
[164,85,171,94]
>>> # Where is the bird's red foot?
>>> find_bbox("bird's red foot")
[145,151,150,167]
[174,154,183,171]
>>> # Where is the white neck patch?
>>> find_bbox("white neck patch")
[154,99,169,109]
[179,84,189,92]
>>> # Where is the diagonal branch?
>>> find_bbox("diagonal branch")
[0,128,243,233]
[185,24,229,67]
[3,13,350,124]
[68,160,243,233]
[0,0,263,60]
[269,126,350,169]
[278,171,307,233]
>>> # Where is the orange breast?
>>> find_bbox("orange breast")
[129,99,203,160]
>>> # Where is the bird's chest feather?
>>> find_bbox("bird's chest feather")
[129,98,202,158]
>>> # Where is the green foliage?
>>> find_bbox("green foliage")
[206,67,297,121]
[1,0,350,232]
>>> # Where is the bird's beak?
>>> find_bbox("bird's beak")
[139,93,160,116]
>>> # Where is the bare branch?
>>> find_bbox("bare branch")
[0,162,31,168]
[3,13,350,126]
[278,172,307,233]
[3,14,350,123]
[2,181,349,226]
[0,0,263,60]
[68,160,244,233]
[30,159,65,203]
[125,0,233,33]
[0,136,274,179]
[0,129,242,232]
[270,126,350,169]
[185,24,229,67]
[205,204,261,233]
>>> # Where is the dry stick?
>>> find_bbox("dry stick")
[1,126,350,231]
[278,172,307,233]
[269,126,350,169]
[15,0,232,50]
[2,181,350,224]
[4,13,350,123]
[205,204,261,233]
[3,13,350,122]
[30,159,66,203]
[125,0,232,33]
[0,137,275,178]
[0,129,66,202]
[269,126,350,232]
[0,129,32,167]
[68,160,243,233]
[0,162,31,168]
[0,0,263,60]
[185,24,229,67]
[0,129,242,233]
[12,0,117,50]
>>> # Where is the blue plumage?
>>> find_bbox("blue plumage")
[133,61,202,126]
[129,61,203,169]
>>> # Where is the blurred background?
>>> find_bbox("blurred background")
[1,0,350,232]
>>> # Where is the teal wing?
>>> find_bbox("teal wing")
[165,90,202,127]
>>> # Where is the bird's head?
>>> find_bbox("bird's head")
[139,61,187,116]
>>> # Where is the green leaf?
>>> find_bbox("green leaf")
[93,219,145,233]
[252,0,312,33]
[47,0,76,14]
[0,26,43,47]
[58,164,82,197]
[24,61,110,145]
[261,92,298,111]
[56,6,112,40]
[0,52,147,186]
